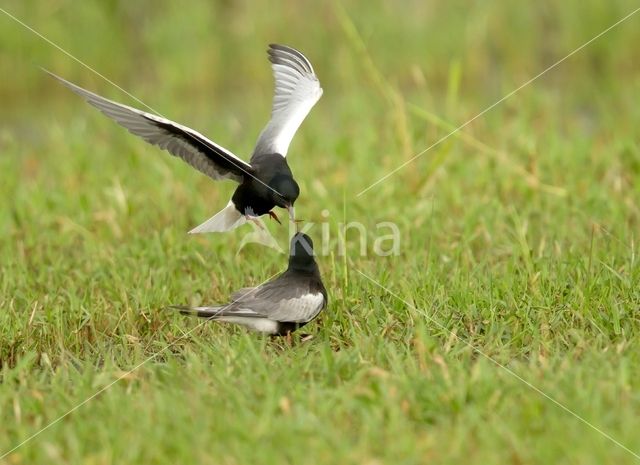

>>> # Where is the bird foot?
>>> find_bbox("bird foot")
[247,215,266,231]
[268,210,282,225]
[300,333,314,343]
[291,218,304,232]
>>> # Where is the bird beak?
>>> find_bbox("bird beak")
[287,204,295,223]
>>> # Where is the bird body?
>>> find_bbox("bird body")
[232,152,299,218]
[47,44,321,233]
[173,233,327,336]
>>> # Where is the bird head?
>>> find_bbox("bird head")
[288,232,315,270]
[269,175,299,221]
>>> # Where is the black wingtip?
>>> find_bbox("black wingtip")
[166,305,196,316]
[40,68,89,97]
[266,44,314,74]
[41,68,67,85]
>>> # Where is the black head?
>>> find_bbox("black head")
[269,174,300,208]
[289,232,316,271]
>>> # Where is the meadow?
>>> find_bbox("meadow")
[1,1,639,463]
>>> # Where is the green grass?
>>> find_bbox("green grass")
[1,0,640,463]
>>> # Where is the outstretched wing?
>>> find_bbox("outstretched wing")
[47,71,254,183]
[252,44,322,159]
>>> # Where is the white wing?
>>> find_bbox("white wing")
[176,287,325,326]
[267,292,325,323]
[252,44,322,158]
[188,200,247,234]
[46,70,254,183]
[242,291,324,323]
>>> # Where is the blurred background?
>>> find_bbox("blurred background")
[2,0,639,232]
[2,0,640,354]
[2,0,639,233]
[1,1,640,463]
[2,0,640,337]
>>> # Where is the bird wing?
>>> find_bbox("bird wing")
[264,292,325,323]
[47,71,254,183]
[233,279,326,323]
[252,44,322,159]
[171,305,262,319]
[173,276,325,324]
[230,287,259,302]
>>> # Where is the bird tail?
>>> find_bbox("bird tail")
[188,201,246,234]
[170,305,225,319]
[169,305,278,334]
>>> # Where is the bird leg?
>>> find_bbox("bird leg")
[300,333,314,343]
[268,210,282,224]
[246,215,266,231]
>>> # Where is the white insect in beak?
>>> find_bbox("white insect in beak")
[287,204,295,223]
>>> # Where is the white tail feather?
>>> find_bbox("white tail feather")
[188,201,246,233]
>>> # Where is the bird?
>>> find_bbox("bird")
[46,44,323,232]
[172,232,327,336]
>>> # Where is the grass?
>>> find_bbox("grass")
[1,0,640,463]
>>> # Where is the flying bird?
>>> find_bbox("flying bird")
[46,44,322,232]
[172,233,327,336]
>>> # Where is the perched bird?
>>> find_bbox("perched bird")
[46,44,322,232]
[172,233,327,336]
